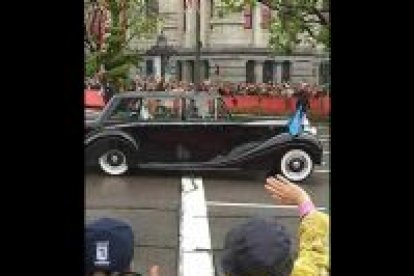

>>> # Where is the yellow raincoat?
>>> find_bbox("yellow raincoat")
[291,211,330,276]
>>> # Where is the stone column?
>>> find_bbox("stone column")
[200,0,207,47]
[199,61,205,82]
[153,56,162,78]
[275,62,282,83]
[254,60,264,83]
[182,61,191,83]
[184,2,196,47]
[165,58,174,82]
[253,3,263,47]
[181,61,188,82]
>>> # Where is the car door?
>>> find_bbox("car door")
[185,97,277,164]
[217,96,278,149]
[102,95,184,163]
[129,96,185,163]
[177,95,240,163]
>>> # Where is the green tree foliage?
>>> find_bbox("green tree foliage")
[85,0,159,88]
[219,0,330,53]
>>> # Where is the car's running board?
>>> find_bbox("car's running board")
[137,163,240,170]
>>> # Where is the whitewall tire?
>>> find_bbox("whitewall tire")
[280,149,313,182]
[98,149,129,175]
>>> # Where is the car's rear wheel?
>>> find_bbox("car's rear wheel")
[98,148,129,175]
[87,138,136,176]
[279,149,313,182]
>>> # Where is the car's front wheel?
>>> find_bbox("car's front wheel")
[278,149,313,182]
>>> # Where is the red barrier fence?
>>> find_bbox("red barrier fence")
[85,89,105,108]
[84,89,330,116]
[223,96,330,116]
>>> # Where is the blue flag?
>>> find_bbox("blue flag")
[287,104,304,136]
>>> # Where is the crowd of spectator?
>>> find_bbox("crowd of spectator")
[85,75,330,99]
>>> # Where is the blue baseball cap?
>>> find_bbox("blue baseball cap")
[85,218,135,274]
[221,218,293,276]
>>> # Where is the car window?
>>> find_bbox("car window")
[141,97,181,121]
[216,98,230,120]
[107,97,141,121]
[184,97,215,121]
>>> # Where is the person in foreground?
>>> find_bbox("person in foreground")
[221,174,329,276]
[265,175,329,276]
[85,217,160,276]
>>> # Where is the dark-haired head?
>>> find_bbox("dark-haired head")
[221,218,293,276]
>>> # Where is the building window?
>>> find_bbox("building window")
[188,60,195,83]
[203,60,210,80]
[183,0,186,31]
[176,61,183,81]
[281,61,291,83]
[145,0,159,16]
[243,5,252,29]
[246,60,255,83]
[146,60,154,76]
[319,61,330,86]
[263,60,275,83]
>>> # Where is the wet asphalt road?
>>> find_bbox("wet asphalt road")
[85,124,330,276]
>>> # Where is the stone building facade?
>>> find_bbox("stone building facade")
[134,0,330,85]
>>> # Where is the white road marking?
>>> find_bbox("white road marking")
[319,134,330,139]
[323,151,330,155]
[179,176,215,276]
[320,138,330,142]
[207,201,326,210]
[315,169,330,173]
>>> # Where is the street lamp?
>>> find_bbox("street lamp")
[146,31,177,83]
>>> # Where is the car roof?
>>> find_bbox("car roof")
[114,91,221,99]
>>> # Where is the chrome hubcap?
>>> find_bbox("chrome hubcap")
[280,149,313,182]
[290,160,303,171]
[99,149,128,175]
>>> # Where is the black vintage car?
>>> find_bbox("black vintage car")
[85,91,323,182]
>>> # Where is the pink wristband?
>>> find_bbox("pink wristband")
[298,200,315,217]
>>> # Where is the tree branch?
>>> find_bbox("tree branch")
[260,1,330,26]
[311,7,329,26]
[303,25,316,39]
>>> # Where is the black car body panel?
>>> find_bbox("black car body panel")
[85,91,323,173]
